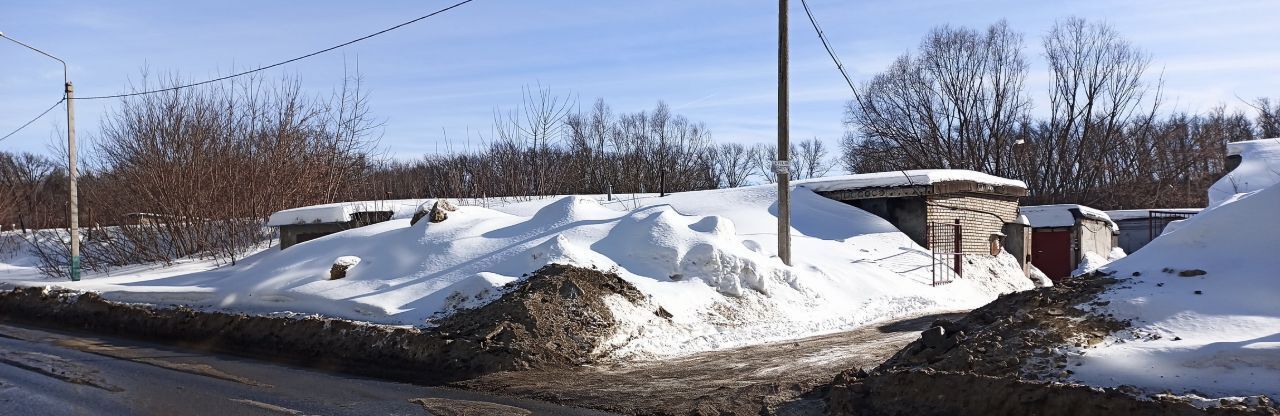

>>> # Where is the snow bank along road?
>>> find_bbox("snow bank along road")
[0,319,607,416]
[1,175,1035,360]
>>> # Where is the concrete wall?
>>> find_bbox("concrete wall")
[1002,222,1032,274]
[926,193,1021,254]
[277,211,394,250]
[278,222,353,250]
[1115,219,1154,254]
[1115,218,1186,254]
[846,196,928,248]
[1075,218,1115,260]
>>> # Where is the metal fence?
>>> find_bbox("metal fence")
[1147,210,1196,241]
[927,219,963,286]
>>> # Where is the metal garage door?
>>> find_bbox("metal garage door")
[1031,229,1072,281]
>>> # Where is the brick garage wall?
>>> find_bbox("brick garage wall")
[925,193,1020,254]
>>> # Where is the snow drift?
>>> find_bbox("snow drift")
[0,184,1034,358]
[1071,179,1280,400]
[1208,138,1280,207]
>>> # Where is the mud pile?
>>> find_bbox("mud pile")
[825,274,1280,415]
[0,264,660,383]
[426,263,656,372]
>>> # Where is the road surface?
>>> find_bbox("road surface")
[0,320,609,416]
[462,312,965,415]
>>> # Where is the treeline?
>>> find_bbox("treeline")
[843,17,1279,209]
[1,79,835,274]
[4,74,377,274]
[370,88,835,199]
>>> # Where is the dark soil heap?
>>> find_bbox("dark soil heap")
[826,274,1280,416]
[0,264,658,384]
[428,263,652,372]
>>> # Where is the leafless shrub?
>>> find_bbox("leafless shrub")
[26,71,378,276]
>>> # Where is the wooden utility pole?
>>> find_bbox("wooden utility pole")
[66,81,80,281]
[777,0,792,266]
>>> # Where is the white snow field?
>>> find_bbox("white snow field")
[1070,141,1280,401]
[1208,138,1280,207]
[0,181,1034,359]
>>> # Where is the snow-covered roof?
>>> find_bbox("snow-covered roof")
[796,169,1026,193]
[1104,208,1202,222]
[1019,204,1117,231]
[267,199,433,226]
[1208,138,1280,207]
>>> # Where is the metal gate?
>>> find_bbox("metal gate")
[927,220,963,286]
[1030,229,1073,282]
[1148,210,1196,240]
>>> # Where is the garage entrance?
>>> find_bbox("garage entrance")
[1031,229,1072,281]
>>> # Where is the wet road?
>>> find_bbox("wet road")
[463,312,967,415]
[0,320,610,416]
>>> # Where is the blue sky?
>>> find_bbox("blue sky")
[3,0,1278,160]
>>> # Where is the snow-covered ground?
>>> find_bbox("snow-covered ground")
[0,183,1034,359]
[1070,139,1280,401]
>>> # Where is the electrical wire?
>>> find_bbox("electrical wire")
[0,98,65,143]
[798,0,862,103]
[73,0,476,100]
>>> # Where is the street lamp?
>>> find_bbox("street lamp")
[1,31,81,281]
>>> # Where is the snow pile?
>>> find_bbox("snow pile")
[1019,204,1117,231]
[0,230,53,277]
[1070,184,1280,401]
[1208,138,1280,207]
[797,169,1026,192]
[333,256,361,268]
[1027,264,1053,287]
[1070,252,1109,277]
[0,185,1034,358]
[267,199,433,226]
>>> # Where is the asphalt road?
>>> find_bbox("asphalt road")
[463,312,967,415]
[0,320,610,416]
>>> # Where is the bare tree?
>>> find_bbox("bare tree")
[792,138,836,179]
[710,142,757,187]
[1016,17,1157,204]
[1251,97,1280,138]
[24,71,380,276]
[0,152,59,232]
[843,20,1030,175]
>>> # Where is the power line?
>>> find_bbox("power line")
[798,0,862,103]
[73,0,476,100]
[0,98,65,143]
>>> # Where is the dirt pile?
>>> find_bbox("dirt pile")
[426,263,658,372]
[0,264,660,383]
[826,274,1280,415]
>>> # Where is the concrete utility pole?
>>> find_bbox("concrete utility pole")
[66,82,80,281]
[0,31,79,280]
[776,0,792,266]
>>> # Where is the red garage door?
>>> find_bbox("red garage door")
[1031,229,1072,282]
